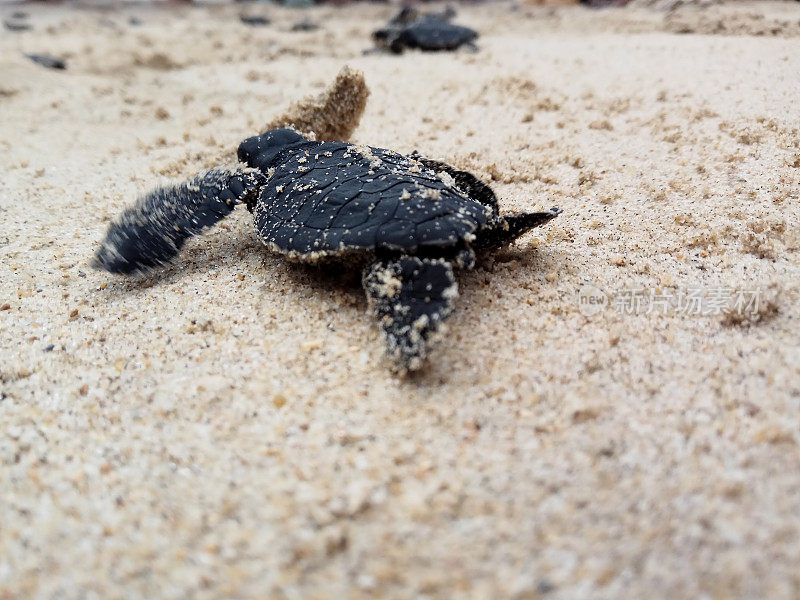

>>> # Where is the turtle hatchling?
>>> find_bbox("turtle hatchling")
[95,128,560,371]
[372,6,478,54]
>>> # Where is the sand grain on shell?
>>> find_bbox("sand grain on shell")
[1,2,799,599]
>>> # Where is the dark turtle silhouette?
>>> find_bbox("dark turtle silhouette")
[94,128,560,371]
[372,6,478,54]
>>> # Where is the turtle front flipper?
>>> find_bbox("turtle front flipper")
[93,167,264,274]
[363,256,458,372]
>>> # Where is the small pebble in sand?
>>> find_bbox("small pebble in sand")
[291,18,319,32]
[4,19,31,32]
[240,15,270,27]
[26,53,66,70]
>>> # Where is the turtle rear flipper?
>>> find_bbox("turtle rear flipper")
[363,256,458,372]
[474,208,562,252]
[411,152,499,216]
[93,168,263,274]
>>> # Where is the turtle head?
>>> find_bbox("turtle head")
[238,128,309,170]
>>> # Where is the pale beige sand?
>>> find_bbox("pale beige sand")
[1,2,799,598]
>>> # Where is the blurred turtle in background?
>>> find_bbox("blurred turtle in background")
[372,6,478,53]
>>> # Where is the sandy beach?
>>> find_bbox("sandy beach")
[1,1,799,597]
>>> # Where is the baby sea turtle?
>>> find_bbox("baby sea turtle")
[95,128,560,371]
[372,6,478,54]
